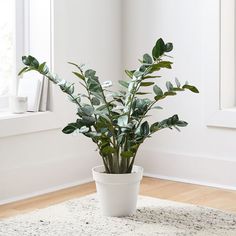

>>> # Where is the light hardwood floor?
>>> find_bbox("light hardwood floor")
[1,177,236,219]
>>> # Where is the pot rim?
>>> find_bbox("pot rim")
[92,165,143,175]
[92,165,143,184]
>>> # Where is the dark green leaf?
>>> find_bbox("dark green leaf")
[164,91,176,96]
[62,123,79,134]
[157,61,173,69]
[143,75,161,80]
[140,82,155,87]
[68,62,81,70]
[153,85,163,96]
[101,146,116,155]
[73,71,85,80]
[140,121,149,136]
[81,116,96,125]
[152,38,165,59]
[18,67,28,76]
[143,53,153,64]
[121,150,133,158]
[133,70,143,78]
[165,42,173,52]
[81,105,94,116]
[176,120,188,127]
[166,81,174,91]
[91,97,100,106]
[119,80,129,88]
[85,69,96,78]
[136,92,151,95]
[22,55,39,68]
[182,84,199,93]
[125,70,134,78]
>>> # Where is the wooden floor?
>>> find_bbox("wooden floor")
[1,177,236,219]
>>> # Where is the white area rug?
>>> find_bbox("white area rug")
[0,194,236,236]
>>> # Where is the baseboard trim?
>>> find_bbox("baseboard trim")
[137,148,236,190]
[0,177,93,206]
[144,172,236,191]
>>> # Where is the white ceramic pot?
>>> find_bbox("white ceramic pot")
[92,165,143,217]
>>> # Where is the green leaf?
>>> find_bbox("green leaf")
[68,62,81,70]
[22,55,39,68]
[182,84,199,93]
[152,38,165,60]
[119,80,129,88]
[38,62,49,74]
[62,123,79,134]
[88,82,100,92]
[91,97,100,106]
[148,61,172,73]
[79,126,89,133]
[125,70,134,78]
[166,81,174,91]
[164,91,176,96]
[176,120,188,127]
[143,75,161,80]
[165,42,173,52]
[133,70,143,78]
[158,61,173,69]
[101,146,116,155]
[150,122,159,133]
[140,82,155,87]
[136,92,151,95]
[121,150,133,158]
[175,77,181,88]
[85,69,96,78]
[143,53,153,64]
[73,71,85,81]
[117,115,128,127]
[153,85,163,96]
[81,105,94,116]
[140,121,149,136]
[81,116,96,126]
[18,67,28,76]
[152,106,163,109]
[38,62,46,72]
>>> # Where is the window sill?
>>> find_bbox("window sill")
[0,111,63,138]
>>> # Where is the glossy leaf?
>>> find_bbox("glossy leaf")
[121,150,133,158]
[62,123,79,134]
[143,53,153,64]
[152,38,165,59]
[182,84,199,93]
[153,85,163,96]
[73,71,85,80]
[140,82,155,87]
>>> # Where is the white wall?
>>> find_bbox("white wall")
[0,0,122,203]
[123,0,236,189]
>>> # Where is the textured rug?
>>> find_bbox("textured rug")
[0,194,236,236]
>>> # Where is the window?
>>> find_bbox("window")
[0,0,24,112]
[0,0,64,138]
[205,0,236,129]
[0,0,14,98]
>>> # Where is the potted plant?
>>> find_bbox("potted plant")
[19,38,198,217]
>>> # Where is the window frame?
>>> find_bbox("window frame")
[0,0,24,108]
[205,0,236,129]
[0,0,65,138]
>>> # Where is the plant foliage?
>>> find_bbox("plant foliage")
[19,38,199,174]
